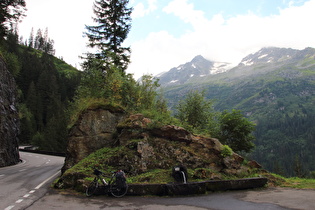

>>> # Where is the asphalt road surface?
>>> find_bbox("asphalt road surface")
[2,152,315,210]
[24,187,315,210]
[0,151,64,210]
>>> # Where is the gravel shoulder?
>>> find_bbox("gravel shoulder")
[242,187,315,210]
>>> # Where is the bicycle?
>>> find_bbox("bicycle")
[86,168,128,197]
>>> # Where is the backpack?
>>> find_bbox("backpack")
[115,171,126,187]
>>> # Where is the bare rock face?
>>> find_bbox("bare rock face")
[0,56,20,167]
[61,107,126,173]
[116,114,246,175]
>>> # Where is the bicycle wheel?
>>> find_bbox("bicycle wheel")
[110,179,128,197]
[86,178,98,197]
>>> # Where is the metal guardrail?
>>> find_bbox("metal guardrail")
[19,148,65,157]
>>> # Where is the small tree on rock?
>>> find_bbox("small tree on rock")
[216,109,255,153]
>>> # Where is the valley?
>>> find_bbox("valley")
[157,47,315,177]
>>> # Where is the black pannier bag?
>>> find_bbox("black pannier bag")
[172,165,188,183]
[115,171,126,187]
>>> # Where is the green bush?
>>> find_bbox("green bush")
[221,145,233,157]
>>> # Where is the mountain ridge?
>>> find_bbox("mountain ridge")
[156,47,315,87]
[156,55,233,87]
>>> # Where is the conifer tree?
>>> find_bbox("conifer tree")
[0,0,26,40]
[85,0,132,72]
[28,27,34,48]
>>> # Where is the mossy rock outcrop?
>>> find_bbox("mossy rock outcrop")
[56,107,265,192]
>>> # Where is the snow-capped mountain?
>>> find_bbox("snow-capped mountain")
[225,47,315,80]
[238,47,312,67]
[156,47,315,87]
[156,55,232,87]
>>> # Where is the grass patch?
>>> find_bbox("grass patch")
[68,98,125,129]
[65,147,125,176]
[127,169,173,184]
[281,177,315,189]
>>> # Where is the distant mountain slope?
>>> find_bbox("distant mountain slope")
[156,55,232,87]
[224,47,315,81]
[161,47,315,176]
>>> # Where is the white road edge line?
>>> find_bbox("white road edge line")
[34,171,60,190]
[4,205,15,210]
[23,194,30,198]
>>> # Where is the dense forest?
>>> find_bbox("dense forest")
[1,28,81,152]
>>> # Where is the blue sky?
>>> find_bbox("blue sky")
[129,0,307,40]
[19,0,314,78]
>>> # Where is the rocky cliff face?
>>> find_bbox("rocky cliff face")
[0,56,20,167]
[61,106,126,173]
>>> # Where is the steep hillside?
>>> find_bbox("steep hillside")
[160,47,315,176]
[3,39,82,152]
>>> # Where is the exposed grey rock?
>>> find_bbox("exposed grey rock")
[61,107,126,173]
[0,56,20,167]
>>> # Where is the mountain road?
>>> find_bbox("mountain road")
[0,151,64,210]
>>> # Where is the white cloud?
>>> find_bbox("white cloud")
[19,0,94,68]
[127,0,315,79]
[163,0,206,27]
[18,0,315,79]
[132,0,157,18]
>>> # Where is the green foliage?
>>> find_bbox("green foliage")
[68,97,124,129]
[74,63,172,121]
[1,50,21,76]
[221,145,233,157]
[0,0,26,39]
[216,109,255,153]
[0,32,81,151]
[281,177,315,189]
[174,90,254,153]
[127,169,173,184]
[310,171,315,179]
[84,0,132,71]
[31,132,44,147]
[28,28,55,55]
[175,90,217,131]
[66,147,123,175]
[42,113,68,152]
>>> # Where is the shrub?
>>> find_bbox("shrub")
[221,145,233,157]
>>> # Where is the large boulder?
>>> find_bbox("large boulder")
[61,111,256,179]
[61,106,126,173]
[116,114,245,175]
[0,56,20,167]
[57,110,268,192]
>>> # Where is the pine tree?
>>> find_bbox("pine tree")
[0,0,26,40]
[28,28,34,48]
[85,0,132,72]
